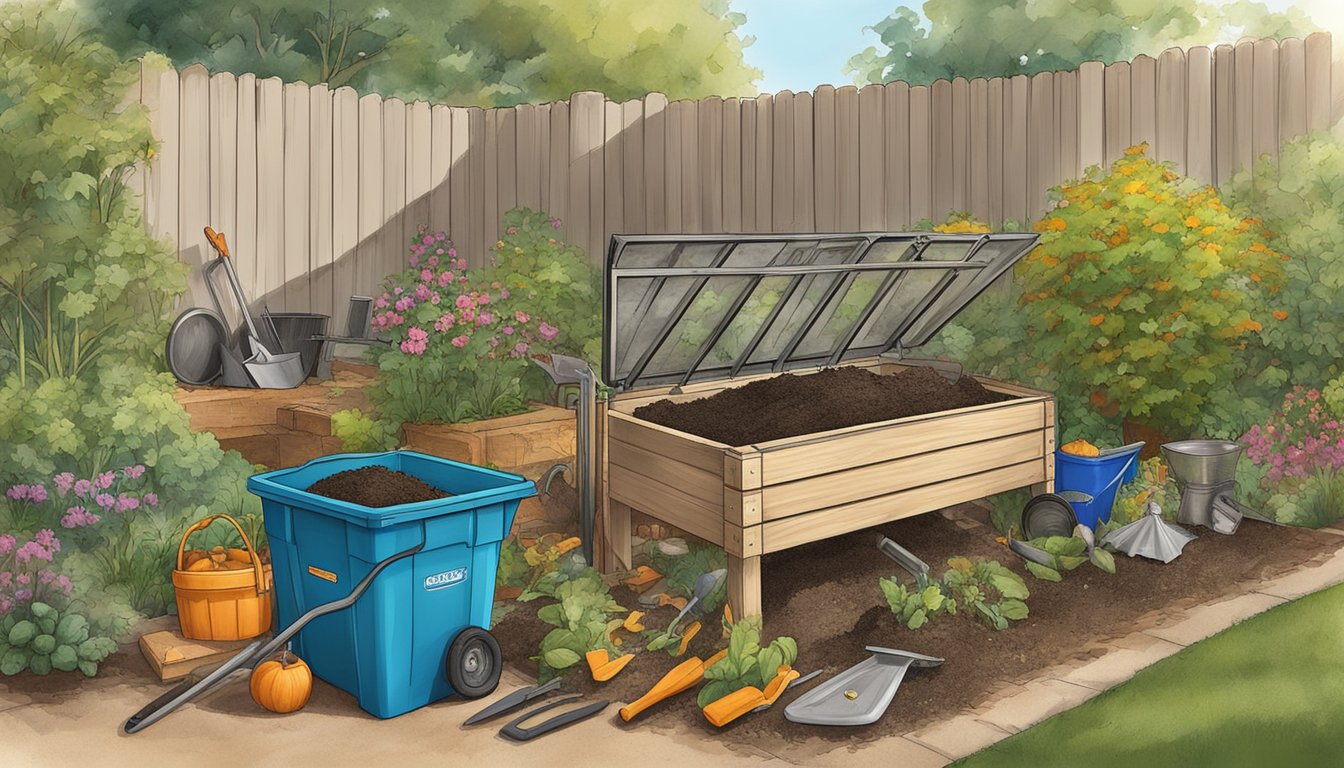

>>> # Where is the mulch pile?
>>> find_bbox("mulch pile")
[305,465,450,507]
[632,366,1015,445]
[492,510,1340,745]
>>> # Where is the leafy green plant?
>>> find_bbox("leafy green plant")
[1265,470,1344,529]
[641,541,728,616]
[533,569,624,682]
[879,556,1029,632]
[329,408,398,452]
[1020,535,1117,583]
[497,534,582,595]
[1,602,115,677]
[698,616,797,708]
[1015,145,1286,440]
[879,576,954,630]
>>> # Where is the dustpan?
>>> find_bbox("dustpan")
[1101,500,1196,563]
[783,646,943,726]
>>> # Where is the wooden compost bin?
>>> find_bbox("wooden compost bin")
[602,359,1054,618]
[598,231,1048,618]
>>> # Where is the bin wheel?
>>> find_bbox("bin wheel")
[446,627,501,699]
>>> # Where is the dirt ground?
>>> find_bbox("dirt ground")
[632,366,1013,445]
[493,506,1341,748]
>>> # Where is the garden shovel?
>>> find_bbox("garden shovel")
[619,649,727,722]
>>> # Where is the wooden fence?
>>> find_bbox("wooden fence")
[137,34,1343,329]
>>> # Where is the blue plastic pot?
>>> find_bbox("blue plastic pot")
[1054,443,1143,530]
[248,451,536,719]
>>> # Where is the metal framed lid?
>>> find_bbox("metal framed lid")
[602,231,1039,392]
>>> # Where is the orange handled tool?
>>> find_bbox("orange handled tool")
[701,666,800,727]
[204,226,229,258]
[618,648,727,722]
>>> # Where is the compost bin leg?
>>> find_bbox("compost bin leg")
[727,555,762,618]
[606,499,632,571]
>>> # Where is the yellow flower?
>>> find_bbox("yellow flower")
[495,240,505,249]
[1124,143,1149,156]
[1090,313,1106,326]
[1185,216,1201,228]
[1273,310,1289,321]
[1152,222,1170,234]
[1201,225,1216,235]
[1123,180,1148,194]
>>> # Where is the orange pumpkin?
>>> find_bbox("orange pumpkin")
[249,650,313,714]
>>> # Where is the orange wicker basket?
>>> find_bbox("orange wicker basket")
[171,514,273,641]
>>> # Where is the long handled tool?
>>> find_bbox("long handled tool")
[619,649,726,722]
[124,541,424,734]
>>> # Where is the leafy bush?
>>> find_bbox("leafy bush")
[1016,145,1286,440]
[1240,387,1344,486]
[880,556,1029,632]
[1265,470,1344,529]
[328,408,398,453]
[1,601,115,677]
[532,567,624,682]
[1222,131,1344,387]
[698,616,798,707]
[1019,535,1116,582]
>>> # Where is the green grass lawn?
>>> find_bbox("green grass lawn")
[954,584,1344,768]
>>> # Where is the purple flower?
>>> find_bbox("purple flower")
[143,493,158,507]
[477,311,494,326]
[28,485,47,503]
[114,494,140,513]
[500,289,510,299]
[5,484,28,501]
[53,472,75,495]
[55,574,71,596]
[0,535,13,556]
[14,589,31,603]
[512,341,530,357]
[122,464,146,479]
[414,284,431,302]
[538,322,559,341]
[94,471,116,490]
[73,479,92,498]
[95,493,116,510]
[61,506,101,528]
[501,325,515,336]
[548,217,562,229]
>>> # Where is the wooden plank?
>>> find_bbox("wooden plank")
[178,65,211,309]
[609,464,723,545]
[308,84,334,320]
[1305,32,1332,132]
[740,97,757,232]
[330,88,359,332]
[1233,40,1257,174]
[664,99,685,232]
[723,522,762,559]
[585,95,605,257]
[1186,46,1214,184]
[812,84,837,232]
[622,99,646,233]
[1055,69,1079,182]
[497,105,517,223]
[754,93,773,231]
[1154,47,1187,171]
[604,100,624,242]
[148,67,180,265]
[139,630,254,682]
[1131,54,1157,153]
[761,460,1045,554]
[722,97,742,232]
[909,85,932,223]
[606,411,726,474]
[515,104,540,211]
[858,85,885,230]
[482,107,499,256]
[761,431,1043,521]
[381,98,407,281]
[771,91,794,231]
[968,78,989,222]
[208,72,238,318]
[1077,61,1105,172]
[407,100,433,240]
[950,77,970,214]
[1253,39,1280,165]
[699,96,724,233]
[679,98,700,233]
[606,499,633,571]
[986,77,1004,226]
[930,79,953,220]
[608,439,722,507]
[1003,76,1028,225]
[1027,71,1055,221]
[1213,45,1236,186]
[1103,61,1132,165]
[643,93,668,233]
[283,82,311,311]
[836,85,860,231]
[537,103,551,214]
[547,100,569,230]
[430,105,452,232]
[234,74,257,313]
[760,400,1047,485]
[255,77,285,310]
[726,553,762,618]
[356,93,383,301]
[1278,37,1307,143]
[791,90,813,231]
[449,107,470,249]
[723,451,762,491]
[466,107,485,264]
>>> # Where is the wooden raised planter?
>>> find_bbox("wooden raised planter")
[602,358,1055,618]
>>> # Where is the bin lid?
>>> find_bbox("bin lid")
[602,232,1039,392]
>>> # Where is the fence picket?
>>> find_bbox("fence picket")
[283,82,311,310]
[858,84,885,230]
[836,85,861,232]
[812,85,837,232]
[179,66,211,309]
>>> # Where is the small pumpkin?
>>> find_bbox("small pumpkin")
[249,650,313,714]
[221,559,251,571]
[186,557,216,572]
[226,548,252,564]
[182,549,207,569]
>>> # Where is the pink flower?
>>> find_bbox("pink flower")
[114,494,140,513]
[0,534,14,556]
[395,297,414,312]
[29,484,47,503]
[123,464,146,479]
[53,472,75,495]
[549,217,562,229]
[423,235,435,245]
[6,484,28,501]
[462,308,476,323]
[144,493,158,507]
[95,471,116,490]
[477,293,491,305]
[512,341,530,357]
[427,255,439,267]
[420,268,434,282]
[538,322,559,341]
[61,506,100,528]
[487,336,500,348]
[477,311,494,326]
[459,276,468,284]
[451,335,469,348]
[455,294,474,310]
[95,493,115,510]
[55,574,71,596]
[374,295,389,309]
[34,529,57,551]
[502,326,515,335]
[438,271,454,287]
[16,572,30,585]
[408,327,428,342]
[434,314,455,333]
[14,589,30,603]
[436,232,447,242]
[414,284,431,302]
[507,226,518,235]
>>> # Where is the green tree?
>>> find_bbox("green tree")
[79,0,761,106]
[847,0,1316,86]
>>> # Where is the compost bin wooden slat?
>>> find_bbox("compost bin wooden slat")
[606,412,725,475]
[608,438,724,507]
[760,459,1045,554]
[760,430,1044,521]
[609,464,723,545]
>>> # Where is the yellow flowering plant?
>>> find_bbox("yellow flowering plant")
[1016,144,1286,436]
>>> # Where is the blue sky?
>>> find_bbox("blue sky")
[734,0,1334,94]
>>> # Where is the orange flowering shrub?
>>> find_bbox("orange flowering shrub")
[1016,144,1286,434]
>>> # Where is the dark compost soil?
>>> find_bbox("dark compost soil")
[305,465,450,507]
[632,366,1015,446]
[492,510,1340,745]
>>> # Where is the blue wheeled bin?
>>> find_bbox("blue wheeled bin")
[247,450,536,719]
